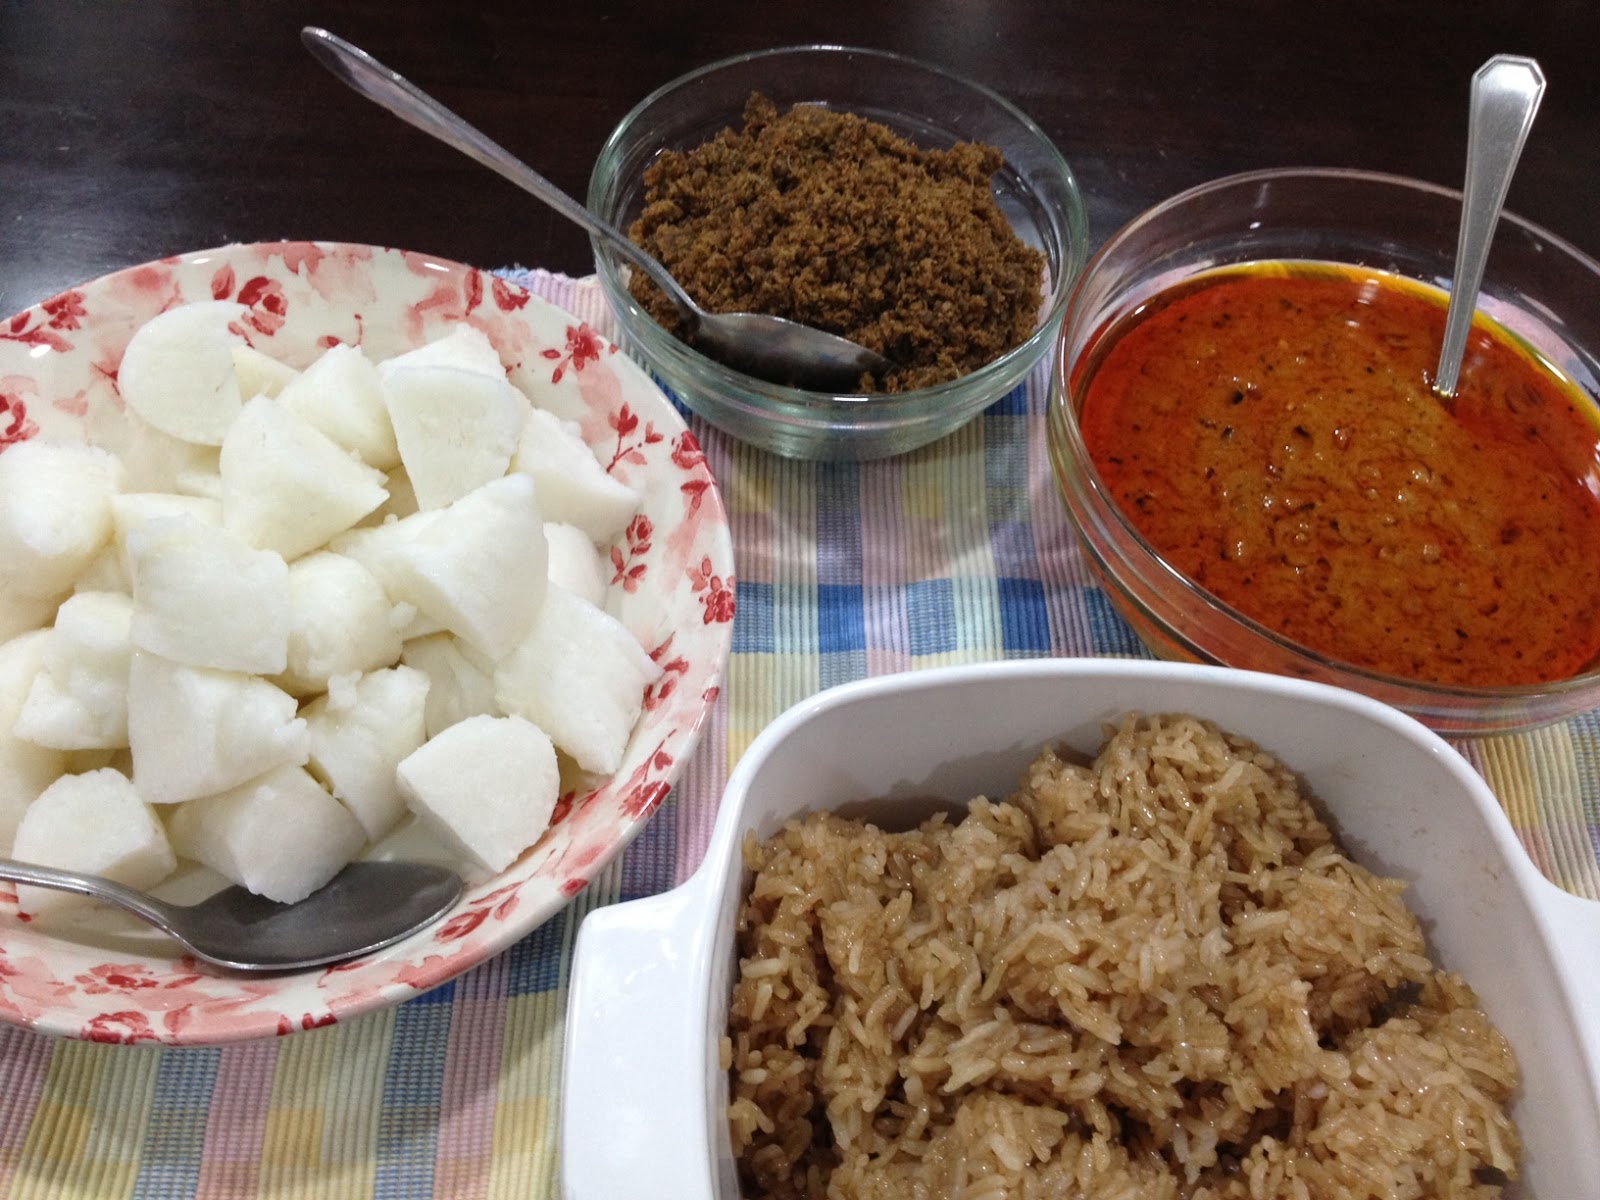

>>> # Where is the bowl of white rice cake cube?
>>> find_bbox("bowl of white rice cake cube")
[0,241,733,1045]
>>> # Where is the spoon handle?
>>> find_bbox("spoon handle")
[1435,54,1546,398]
[0,857,186,940]
[299,27,696,316]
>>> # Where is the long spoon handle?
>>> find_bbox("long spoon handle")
[0,857,185,938]
[1434,54,1545,398]
[299,27,695,314]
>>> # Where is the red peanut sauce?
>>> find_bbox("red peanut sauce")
[1076,263,1600,687]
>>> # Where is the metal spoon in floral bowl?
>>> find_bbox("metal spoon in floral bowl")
[0,857,463,973]
[300,26,894,392]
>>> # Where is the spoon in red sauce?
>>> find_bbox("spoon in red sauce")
[1433,54,1545,399]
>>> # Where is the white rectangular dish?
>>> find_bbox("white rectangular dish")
[561,660,1600,1198]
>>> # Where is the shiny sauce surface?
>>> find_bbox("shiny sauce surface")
[1077,264,1600,687]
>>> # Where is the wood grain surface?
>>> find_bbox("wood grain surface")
[3,0,1597,313]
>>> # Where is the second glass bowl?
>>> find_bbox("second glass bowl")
[588,45,1087,461]
[1048,167,1600,737]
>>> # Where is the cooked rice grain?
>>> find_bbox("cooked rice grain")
[727,713,1520,1199]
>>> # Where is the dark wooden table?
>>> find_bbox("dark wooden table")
[4,0,1598,317]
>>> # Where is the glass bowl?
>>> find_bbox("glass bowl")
[588,45,1088,461]
[1048,167,1600,737]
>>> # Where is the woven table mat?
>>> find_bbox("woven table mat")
[1,269,1596,1200]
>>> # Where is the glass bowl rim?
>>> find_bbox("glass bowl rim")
[1070,165,1600,278]
[586,42,1089,413]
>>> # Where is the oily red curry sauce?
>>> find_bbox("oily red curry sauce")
[1077,263,1600,687]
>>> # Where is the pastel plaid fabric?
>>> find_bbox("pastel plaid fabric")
[0,271,1595,1199]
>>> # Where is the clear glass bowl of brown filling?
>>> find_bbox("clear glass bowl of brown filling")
[1049,167,1600,736]
[588,45,1087,460]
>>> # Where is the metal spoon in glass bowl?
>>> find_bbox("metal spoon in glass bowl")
[0,857,463,973]
[301,27,893,392]
[1433,53,1545,399]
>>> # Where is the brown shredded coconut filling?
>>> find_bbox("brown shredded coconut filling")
[626,94,1046,392]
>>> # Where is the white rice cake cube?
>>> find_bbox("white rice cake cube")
[0,439,125,599]
[127,651,308,806]
[380,325,505,379]
[493,584,661,776]
[303,665,430,841]
[275,551,404,697]
[400,633,501,739]
[117,414,222,496]
[110,491,222,575]
[276,342,401,471]
[125,514,291,675]
[543,521,607,607]
[231,343,299,400]
[396,713,559,873]
[337,474,547,662]
[165,764,366,903]
[11,767,176,914]
[219,395,389,561]
[511,407,639,545]
[116,301,247,445]
[380,363,527,511]
[0,629,67,853]
[13,591,135,750]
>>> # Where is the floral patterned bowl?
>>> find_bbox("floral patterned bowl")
[0,242,735,1045]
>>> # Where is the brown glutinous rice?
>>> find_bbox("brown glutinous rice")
[726,713,1521,1199]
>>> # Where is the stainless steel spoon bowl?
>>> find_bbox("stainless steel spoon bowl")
[0,858,463,973]
[301,27,894,392]
[1433,54,1545,398]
